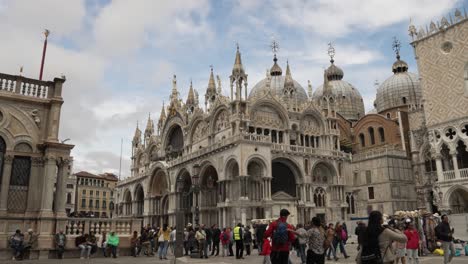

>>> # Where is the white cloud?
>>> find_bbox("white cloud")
[271,0,460,36]
[92,0,213,57]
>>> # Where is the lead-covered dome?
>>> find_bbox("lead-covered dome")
[375,56,421,113]
[312,61,365,121]
[249,57,308,104]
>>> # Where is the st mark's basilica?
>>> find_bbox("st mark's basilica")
[114,12,468,228]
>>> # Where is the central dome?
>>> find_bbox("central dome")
[249,75,308,102]
[249,58,308,104]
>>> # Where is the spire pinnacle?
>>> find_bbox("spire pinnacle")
[232,45,245,75]
[308,80,313,98]
[159,101,166,120]
[207,66,216,93]
[170,74,179,102]
[327,42,336,64]
[186,80,196,106]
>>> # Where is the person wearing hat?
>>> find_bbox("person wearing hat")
[23,228,38,258]
[264,209,296,264]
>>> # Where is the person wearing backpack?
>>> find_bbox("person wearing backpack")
[234,223,244,259]
[357,211,407,264]
[220,227,230,257]
[264,209,296,264]
[333,222,350,259]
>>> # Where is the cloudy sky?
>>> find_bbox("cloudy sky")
[0,0,466,178]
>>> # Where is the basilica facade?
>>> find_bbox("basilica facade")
[115,10,468,228]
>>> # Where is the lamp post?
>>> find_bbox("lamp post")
[175,175,185,258]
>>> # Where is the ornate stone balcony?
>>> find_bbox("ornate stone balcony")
[351,146,407,162]
[0,73,56,99]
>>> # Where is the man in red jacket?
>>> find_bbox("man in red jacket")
[404,222,420,264]
[264,209,296,264]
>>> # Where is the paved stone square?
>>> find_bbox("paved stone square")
[7,245,468,264]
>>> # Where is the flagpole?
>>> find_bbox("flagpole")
[39,29,50,81]
[119,138,123,181]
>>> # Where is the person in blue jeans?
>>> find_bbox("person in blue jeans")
[333,223,350,259]
[326,223,338,261]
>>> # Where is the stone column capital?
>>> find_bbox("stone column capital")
[3,154,14,164]
[31,156,45,166]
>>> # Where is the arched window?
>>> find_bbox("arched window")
[102,200,107,209]
[359,133,365,147]
[386,113,391,119]
[368,127,375,145]
[402,97,407,104]
[378,127,385,143]
[346,193,356,214]
[313,188,326,207]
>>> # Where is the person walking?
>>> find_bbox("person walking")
[205,225,213,253]
[220,227,230,257]
[169,227,176,254]
[395,225,407,264]
[211,224,221,256]
[262,237,272,264]
[244,226,253,256]
[256,223,267,254]
[325,223,338,261]
[107,231,119,258]
[264,209,296,264]
[436,215,455,264]
[355,221,367,250]
[358,211,407,264]
[157,224,171,260]
[306,217,326,264]
[184,227,189,256]
[234,223,244,259]
[294,224,308,264]
[405,222,420,264]
[333,222,350,259]
[54,230,67,259]
[195,225,208,259]
[229,227,235,256]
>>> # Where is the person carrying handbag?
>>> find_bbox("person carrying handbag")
[157,224,171,260]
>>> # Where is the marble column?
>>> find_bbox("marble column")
[26,158,43,213]
[451,151,461,179]
[434,154,444,182]
[0,155,13,214]
[40,156,57,217]
[54,159,70,217]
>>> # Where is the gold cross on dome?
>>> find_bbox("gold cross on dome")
[392,37,401,57]
[271,40,279,54]
[327,42,335,62]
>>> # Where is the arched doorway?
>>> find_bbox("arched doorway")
[200,165,218,225]
[271,158,300,224]
[271,159,298,198]
[449,188,468,214]
[149,169,170,226]
[247,159,266,219]
[176,170,193,225]
[123,190,132,216]
[134,185,144,217]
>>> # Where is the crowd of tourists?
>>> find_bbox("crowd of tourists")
[7,210,462,263]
